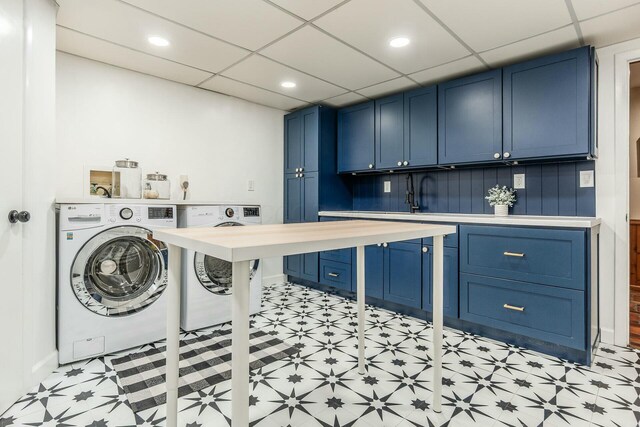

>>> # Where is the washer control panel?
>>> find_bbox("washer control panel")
[106,204,176,226]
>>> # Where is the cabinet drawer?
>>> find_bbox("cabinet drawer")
[320,248,352,264]
[422,224,458,248]
[460,225,585,290]
[460,274,585,349]
[319,260,352,291]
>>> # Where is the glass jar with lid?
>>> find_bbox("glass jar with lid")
[112,159,142,199]
[144,172,171,200]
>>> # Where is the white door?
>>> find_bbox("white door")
[0,0,26,413]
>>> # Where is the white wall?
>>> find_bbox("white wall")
[56,53,285,281]
[630,87,640,219]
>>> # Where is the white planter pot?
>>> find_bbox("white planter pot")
[494,204,509,216]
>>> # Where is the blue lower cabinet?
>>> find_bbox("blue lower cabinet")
[422,224,458,248]
[422,246,459,317]
[284,255,301,278]
[460,273,585,350]
[320,248,352,264]
[319,259,352,291]
[365,244,384,299]
[384,241,422,309]
[300,252,319,283]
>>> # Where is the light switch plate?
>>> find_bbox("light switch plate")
[384,181,391,193]
[247,180,255,191]
[513,174,526,189]
[580,170,594,188]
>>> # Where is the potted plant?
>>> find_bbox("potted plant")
[485,185,516,216]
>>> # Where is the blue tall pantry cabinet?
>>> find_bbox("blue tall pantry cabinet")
[283,106,352,283]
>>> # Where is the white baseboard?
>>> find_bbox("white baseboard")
[262,274,286,286]
[30,350,58,386]
[600,327,616,346]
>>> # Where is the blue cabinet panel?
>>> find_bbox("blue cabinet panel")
[460,273,585,350]
[375,93,404,170]
[284,173,302,224]
[384,241,422,308]
[422,246,459,317]
[422,224,458,248]
[284,107,320,173]
[503,47,591,160]
[319,259,352,291]
[284,254,301,278]
[365,244,384,299]
[320,248,352,264]
[302,172,319,223]
[338,101,375,173]
[301,252,319,282]
[438,69,502,165]
[460,225,586,290]
[302,107,319,172]
[284,112,302,174]
[404,86,438,168]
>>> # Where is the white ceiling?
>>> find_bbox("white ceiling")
[55,0,640,111]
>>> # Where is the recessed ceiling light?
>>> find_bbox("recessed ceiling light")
[148,36,170,47]
[389,37,410,48]
[281,81,296,88]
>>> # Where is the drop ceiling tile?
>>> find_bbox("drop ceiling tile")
[121,0,302,51]
[315,0,469,74]
[269,0,345,20]
[200,75,306,110]
[56,27,213,85]
[261,26,399,90]
[56,0,248,73]
[408,56,487,85]
[480,26,580,67]
[571,0,640,20]
[321,92,368,107]
[356,77,417,98]
[221,54,345,102]
[419,0,572,52]
[581,3,640,47]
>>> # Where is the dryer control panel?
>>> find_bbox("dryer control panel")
[106,204,176,227]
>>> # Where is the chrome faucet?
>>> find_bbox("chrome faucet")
[405,173,419,213]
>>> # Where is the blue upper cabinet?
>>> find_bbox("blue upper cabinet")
[338,101,375,173]
[438,69,503,165]
[404,86,438,168]
[503,47,592,160]
[375,94,404,170]
[284,107,319,174]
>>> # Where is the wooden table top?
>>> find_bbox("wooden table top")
[153,219,456,262]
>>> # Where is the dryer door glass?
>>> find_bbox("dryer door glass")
[71,226,168,316]
[193,222,258,295]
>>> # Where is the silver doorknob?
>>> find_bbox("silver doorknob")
[503,152,511,158]
[368,164,374,169]
[493,153,501,159]
[403,161,409,166]
[422,246,429,253]
[397,161,402,166]
[8,210,30,224]
[382,242,388,248]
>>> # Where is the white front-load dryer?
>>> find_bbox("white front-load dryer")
[57,203,176,364]
[178,205,262,331]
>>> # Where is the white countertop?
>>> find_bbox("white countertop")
[55,198,254,206]
[319,210,601,228]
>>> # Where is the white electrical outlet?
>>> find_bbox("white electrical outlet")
[247,180,255,191]
[513,174,526,189]
[580,170,594,188]
[384,181,391,193]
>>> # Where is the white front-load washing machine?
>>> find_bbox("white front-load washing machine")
[57,203,176,364]
[178,205,262,331]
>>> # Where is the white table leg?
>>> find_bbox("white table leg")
[356,245,366,374]
[166,244,181,427]
[232,260,251,427]
[432,235,444,413]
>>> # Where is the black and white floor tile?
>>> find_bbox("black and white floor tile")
[2,282,640,426]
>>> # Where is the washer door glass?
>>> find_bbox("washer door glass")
[71,226,167,317]
[194,222,258,295]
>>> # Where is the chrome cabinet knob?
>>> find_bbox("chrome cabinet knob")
[295,173,299,178]
[422,246,429,253]
[493,152,501,159]
[382,242,388,248]
[503,152,511,158]
[397,161,402,166]
[299,172,304,177]
[403,161,409,166]
[377,243,382,247]
[368,163,374,169]
[295,168,300,172]
[300,167,304,172]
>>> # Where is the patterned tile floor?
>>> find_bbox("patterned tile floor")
[2,282,640,427]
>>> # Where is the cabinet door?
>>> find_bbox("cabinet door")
[338,101,375,173]
[283,173,302,224]
[404,86,437,167]
[375,94,404,170]
[422,246,459,318]
[284,111,302,174]
[284,255,302,278]
[438,69,502,165]
[384,242,422,308]
[365,244,384,299]
[301,107,319,172]
[503,47,590,160]
[301,252,319,283]
[301,172,319,223]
